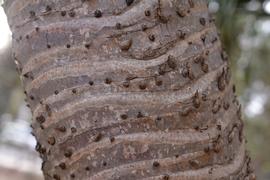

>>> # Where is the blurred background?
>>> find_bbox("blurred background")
[0,0,270,179]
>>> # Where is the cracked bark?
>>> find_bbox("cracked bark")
[3,0,255,179]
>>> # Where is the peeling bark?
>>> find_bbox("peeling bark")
[3,0,255,179]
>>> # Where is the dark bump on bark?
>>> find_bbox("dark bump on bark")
[47,44,51,49]
[46,5,52,12]
[72,88,77,94]
[162,174,170,180]
[102,161,107,166]
[193,91,200,109]
[126,0,134,6]
[35,27,39,32]
[40,147,46,155]
[116,23,122,29]
[71,127,77,133]
[223,101,230,110]
[225,67,231,84]
[204,146,210,153]
[36,115,45,124]
[153,161,160,168]
[233,84,236,93]
[70,174,75,178]
[55,126,66,133]
[188,71,195,80]
[189,159,200,169]
[213,134,221,153]
[85,166,90,171]
[66,44,71,48]
[188,0,195,8]
[64,149,73,158]
[93,133,102,142]
[23,72,30,78]
[139,83,147,90]
[25,35,29,39]
[221,50,228,61]
[200,34,206,43]
[209,168,213,174]
[212,100,221,114]
[176,9,186,18]
[237,105,242,120]
[120,114,128,120]
[156,116,162,121]
[228,131,234,144]
[148,34,155,42]
[137,111,144,118]
[158,10,169,21]
[61,11,66,16]
[85,44,90,49]
[155,79,163,86]
[89,81,94,86]
[53,174,60,180]
[209,16,216,23]
[194,56,204,64]
[41,161,45,170]
[213,144,221,153]
[141,24,148,31]
[201,62,209,73]
[29,11,35,17]
[144,10,151,17]
[158,64,166,75]
[105,78,112,84]
[177,30,186,40]
[217,124,222,131]
[119,39,132,51]
[110,136,115,143]
[212,37,218,44]
[200,17,206,26]
[94,9,102,18]
[123,81,130,88]
[59,162,66,170]
[194,125,199,131]
[167,55,177,70]
[47,136,56,145]
[54,90,59,95]
[29,95,35,100]
[218,69,226,91]
[35,142,41,152]
[68,11,75,17]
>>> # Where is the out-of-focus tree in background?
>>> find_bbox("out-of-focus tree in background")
[0,0,270,179]
[213,0,270,179]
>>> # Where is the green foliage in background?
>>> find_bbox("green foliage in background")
[214,0,270,179]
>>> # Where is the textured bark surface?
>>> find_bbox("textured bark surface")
[4,0,255,179]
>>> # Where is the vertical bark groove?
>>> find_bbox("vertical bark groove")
[4,0,255,179]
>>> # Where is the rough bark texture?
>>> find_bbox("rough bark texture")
[3,0,255,179]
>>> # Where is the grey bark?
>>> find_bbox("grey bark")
[3,0,255,179]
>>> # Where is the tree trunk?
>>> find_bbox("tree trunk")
[3,0,255,179]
